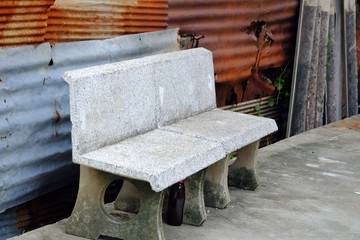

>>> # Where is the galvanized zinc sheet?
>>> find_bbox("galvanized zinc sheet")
[0,207,21,239]
[0,28,180,214]
[168,0,299,106]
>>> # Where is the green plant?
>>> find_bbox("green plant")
[266,62,291,107]
[254,102,264,117]
[253,63,291,117]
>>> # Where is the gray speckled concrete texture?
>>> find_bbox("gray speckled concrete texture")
[81,129,225,192]
[11,115,360,240]
[154,50,216,126]
[63,47,215,156]
[162,109,277,154]
[63,47,277,192]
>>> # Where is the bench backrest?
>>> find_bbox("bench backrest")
[63,48,216,155]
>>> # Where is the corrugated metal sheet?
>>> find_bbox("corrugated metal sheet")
[0,182,78,239]
[0,43,76,217]
[168,0,299,106]
[0,0,168,47]
[0,29,180,217]
[45,0,168,44]
[222,96,282,120]
[0,207,22,239]
[0,0,54,47]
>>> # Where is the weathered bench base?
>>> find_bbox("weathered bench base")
[228,140,260,191]
[68,166,210,239]
[116,169,208,227]
[114,139,261,226]
[112,140,261,221]
[204,156,230,209]
[66,166,165,240]
[204,140,260,209]
[183,169,207,226]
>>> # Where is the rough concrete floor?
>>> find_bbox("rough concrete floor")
[10,115,360,240]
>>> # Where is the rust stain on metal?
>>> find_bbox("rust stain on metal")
[45,0,168,45]
[243,21,276,101]
[180,33,204,49]
[0,0,54,47]
[0,0,168,47]
[169,0,299,106]
[54,110,61,124]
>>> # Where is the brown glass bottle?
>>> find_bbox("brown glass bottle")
[166,180,185,226]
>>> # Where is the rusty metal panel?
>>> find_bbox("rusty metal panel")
[0,29,180,216]
[0,0,168,47]
[45,0,168,44]
[168,0,299,106]
[0,0,54,47]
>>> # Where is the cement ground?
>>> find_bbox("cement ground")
[10,115,360,240]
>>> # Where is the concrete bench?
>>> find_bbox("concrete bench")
[63,48,277,240]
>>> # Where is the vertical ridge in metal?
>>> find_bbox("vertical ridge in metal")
[344,0,359,117]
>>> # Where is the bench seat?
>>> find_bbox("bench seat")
[78,129,225,192]
[162,108,276,154]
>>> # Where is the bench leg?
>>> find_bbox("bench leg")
[114,180,140,213]
[66,166,165,240]
[228,140,260,190]
[114,170,208,227]
[204,156,230,209]
[183,169,207,226]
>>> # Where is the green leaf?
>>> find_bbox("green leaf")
[255,103,261,111]
[274,76,279,86]
[268,97,275,107]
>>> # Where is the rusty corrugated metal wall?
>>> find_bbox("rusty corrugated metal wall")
[45,0,168,44]
[0,0,168,47]
[168,0,299,107]
[0,0,54,47]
